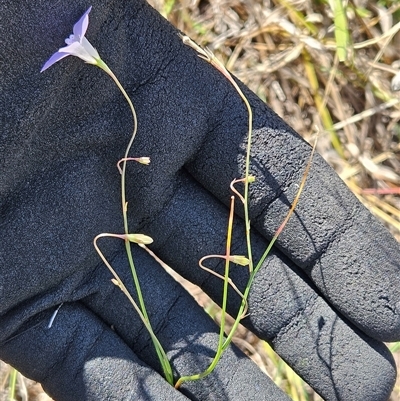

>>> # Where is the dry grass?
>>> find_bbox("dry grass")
[2,0,400,400]
[0,362,52,401]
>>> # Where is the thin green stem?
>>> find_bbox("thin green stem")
[97,60,148,318]
[223,137,318,351]
[210,68,254,273]
[175,197,236,388]
[212,71,253,273]
[230,83,254,273]
[8,368,17,401]
[93,234,174,384]
[180,35,317,388]
[179,37,255,271]
[95,60,173,384]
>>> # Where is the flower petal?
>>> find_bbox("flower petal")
[40,51,70,72]
[81,36,100,60]
[73,6,92,39]
[58,41,97,64]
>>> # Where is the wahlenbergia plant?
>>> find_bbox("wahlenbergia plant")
[41,6,316,389]
[173,36,317,388]
[41,6,174,384]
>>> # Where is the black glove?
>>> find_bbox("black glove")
[1,1,399,400]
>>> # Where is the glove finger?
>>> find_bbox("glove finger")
[0,303,190,401]
[184,82,400,342]
[83,244,291,401]
[141,170,396,401]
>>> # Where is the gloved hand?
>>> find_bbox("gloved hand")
[1,1,399,401]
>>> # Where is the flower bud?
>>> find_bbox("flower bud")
[125,234,154,245]
[229,255,250,266]
[137,157,150,165]
[111,278,120,286]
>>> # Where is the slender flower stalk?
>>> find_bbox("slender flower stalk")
[180,34,317,387]
[221,137,318,353]
[93,234,172,384]
[175,196,237,388]
[97,65,174,384]
[198,254,248,311]
[181,35,254,273]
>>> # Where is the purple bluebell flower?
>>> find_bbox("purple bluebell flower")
[41,6,100,72]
